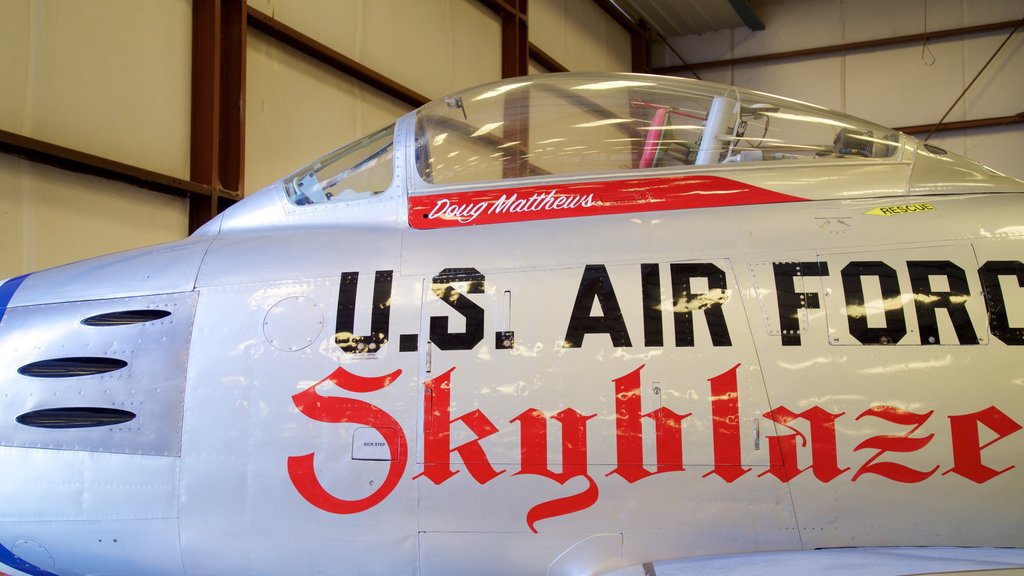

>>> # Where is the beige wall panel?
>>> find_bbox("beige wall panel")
[0,163,27,279]
[0,0,31,133]
[843,0,963,42]
[362,0,500,97]
[247,0,500,100]
[531,0,630,72]
[963,33,1024,119]
[562,0,630,72]
[732,0,841,58]
[245,30,412,193]
[530,0,566,64]
[247,0,363,61]
[733,57,843,111]
[449,1,502,91]
[353,0,449,97]
[657,29,733,68]
[561,0,607,70]
[689,67,733,87]
[0,155,187,279]
[845,40,965,128]
[964,0,1024,25]
[0,0,191,178]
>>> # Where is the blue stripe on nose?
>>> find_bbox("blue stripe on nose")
[0,540,59,576]
[0,274,29,324]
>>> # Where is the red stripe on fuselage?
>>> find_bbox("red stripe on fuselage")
[409,175,807,229]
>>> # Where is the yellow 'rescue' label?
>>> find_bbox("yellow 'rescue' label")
[865,203,935,216]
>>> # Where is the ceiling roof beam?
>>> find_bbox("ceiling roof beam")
[727,0,764,31]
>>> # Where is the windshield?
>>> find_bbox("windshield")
[285,125,395,205]
[414,74,901,186]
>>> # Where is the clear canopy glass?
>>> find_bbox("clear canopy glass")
[282,73,905,208]
[285,125,395,206]
[414,73,902,186]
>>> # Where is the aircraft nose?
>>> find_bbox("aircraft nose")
[0,274,29,322]
[0,272,195,576]
[0,279,198,454]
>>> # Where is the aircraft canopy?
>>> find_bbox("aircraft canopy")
[284,73,906,207]
[413,73,902,186]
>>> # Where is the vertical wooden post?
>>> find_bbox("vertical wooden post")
[501,0,529,79]
[500,0,529,179]
[190,0,245,233]
[632,19,650,73]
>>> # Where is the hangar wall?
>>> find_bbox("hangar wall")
[531,0,632,73]
[244,0,501,190]
[245,0,631,191]
[0,0,192,278]
[0,0,630,280]
[652,0,1024,180]
[2,0,1020,281]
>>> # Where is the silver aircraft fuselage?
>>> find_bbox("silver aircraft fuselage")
[0,73,1021,576]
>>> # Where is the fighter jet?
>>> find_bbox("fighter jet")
[0,72,1021,576]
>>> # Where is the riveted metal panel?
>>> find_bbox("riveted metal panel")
[0,292,198,456]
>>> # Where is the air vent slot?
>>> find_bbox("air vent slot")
[18,357,127,378]
[16,407,136,429]
[82,309,171,326]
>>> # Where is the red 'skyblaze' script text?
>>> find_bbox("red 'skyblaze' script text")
[289,364,1021,531]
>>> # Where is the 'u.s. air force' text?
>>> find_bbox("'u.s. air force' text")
[331,259,1024,353]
